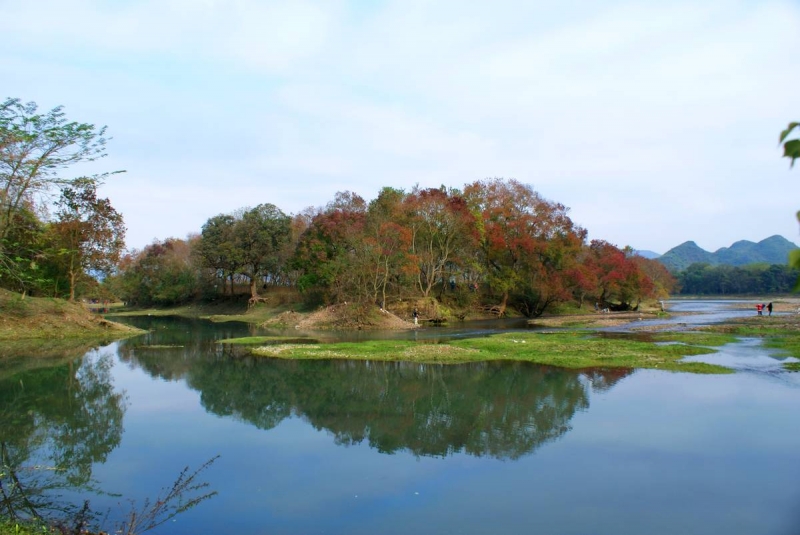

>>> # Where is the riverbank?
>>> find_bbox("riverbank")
[106,297,663,331]
[0,289,144,347]
[214,297,800,373]
[528,310,666,329]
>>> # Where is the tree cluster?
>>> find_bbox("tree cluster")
[111,179,672,316]
[675,262,799,295]
[0,98,125,300]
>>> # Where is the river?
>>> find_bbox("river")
[1,300,798,535]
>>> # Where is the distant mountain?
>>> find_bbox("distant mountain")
[634,250,661,259]
[658,235,798,272]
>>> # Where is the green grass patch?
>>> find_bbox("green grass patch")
[250,331,733,374]
[711,324,795,336]
[762,335,800,358]
[0,518,54,534]
[755,333,800,370]
[649,332,739,346]
[107,301,307,325]
[219,336,319,345]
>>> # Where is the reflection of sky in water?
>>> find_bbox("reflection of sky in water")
[605,299,759,331]
[23,301,800,535]
[680,337,800,388]
[86,364,800,535]
[77,323,800,535]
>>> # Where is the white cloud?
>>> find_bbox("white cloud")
[2,0,799,252]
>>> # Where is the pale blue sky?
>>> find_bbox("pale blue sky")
[3,0,799,254]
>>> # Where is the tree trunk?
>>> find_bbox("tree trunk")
[381,257,389,311]
[497,291,508,317]
[68,257,77,301]
[249,276,259,298]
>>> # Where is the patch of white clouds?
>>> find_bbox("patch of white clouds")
[2,0,799,252]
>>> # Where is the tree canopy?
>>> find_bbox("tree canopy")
[111,178,667,316]
[0,98,123,299]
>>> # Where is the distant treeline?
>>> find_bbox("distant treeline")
[106,179,676,317]
[675,263,799,295]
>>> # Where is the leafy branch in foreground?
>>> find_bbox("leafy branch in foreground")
[782,122,800,289]
[780,122,800,167]
[114,455,219,535]
[1,453,219,535]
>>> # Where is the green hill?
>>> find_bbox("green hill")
[634,249,661,259]
[658,235,798,272]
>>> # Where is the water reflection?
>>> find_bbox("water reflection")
[0,351,127,522]
[117,329,631,459]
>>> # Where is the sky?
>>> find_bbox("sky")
[3,0,800,255]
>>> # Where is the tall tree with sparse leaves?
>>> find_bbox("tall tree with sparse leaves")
[52,177,125,301]
[0,98,110,243]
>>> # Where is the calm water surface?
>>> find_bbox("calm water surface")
[1,301,799,535]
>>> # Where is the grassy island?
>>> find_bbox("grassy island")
[239,331,737,374]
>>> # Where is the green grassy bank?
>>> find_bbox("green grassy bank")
[0,289,145,356]
[235,331,737,374]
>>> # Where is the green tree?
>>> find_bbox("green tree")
[108,238,201,306]
[51,178,125,301]
[293,195,369,304]
[0,204,57,295]
[197,214,240,295]
[233,204,291,298]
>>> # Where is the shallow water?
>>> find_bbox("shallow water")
[1,301,799,535]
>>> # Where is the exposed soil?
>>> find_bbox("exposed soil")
[263,303,416,330]
[528,311,663,329]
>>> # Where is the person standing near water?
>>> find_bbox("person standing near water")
[413,307,419,326]
[767,302,773,316]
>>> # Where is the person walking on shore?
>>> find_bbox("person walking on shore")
[767,302,773,316]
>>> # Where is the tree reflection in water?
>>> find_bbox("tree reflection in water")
[120,344,632,460]
[0,352,126,524]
